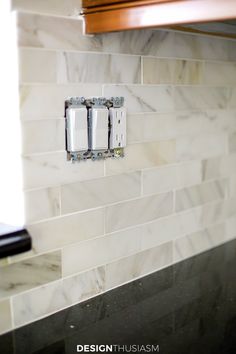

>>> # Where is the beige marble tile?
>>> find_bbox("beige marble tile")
[23,152,104,189]
[105,140,175,176]
[105,192,173,233]
[176,133,226,161]
[0,251,61,299]
[175,179,227,212]
[28,208,105,253]
[58,52,141,84]
[61,172,141,214]
[21,119,65,154]
[142,161,202,195]
[143,58,203,85]
[228,88,236,109]
[174,223,226,263]
[0,299,12,334]
[175,87,229,111]
[24,187,60,223]
[225,215,236,240]
[204,62,236,86]
[20,84,102,118]
[202,153,236,181]
[105,241,172,290]
[19,49,57,83]
[103,85,174,114]
[127,113,176,144]
[229,174,236,197]
[228,131,236,153]
[13,0,81,16]
[62,227,141,276]
[12,266,105,327]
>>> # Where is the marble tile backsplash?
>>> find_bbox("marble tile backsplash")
[0,5,236,334]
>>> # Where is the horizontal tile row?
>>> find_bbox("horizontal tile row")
[20,84,236,119]
[19,48,236,85]
[13,0,81,16]
[17,13,236,61]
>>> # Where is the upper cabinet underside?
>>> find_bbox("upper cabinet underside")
[81,0,236,35]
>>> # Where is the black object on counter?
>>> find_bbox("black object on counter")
[0,224,31,259]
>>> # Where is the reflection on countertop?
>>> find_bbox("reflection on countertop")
[1,238,236,354]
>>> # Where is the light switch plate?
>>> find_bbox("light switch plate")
[66,106,88,152]
[88,107,109,150]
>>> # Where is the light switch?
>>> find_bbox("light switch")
[109,107,126,149]
[88,107,109,151]
[66,106,88,152]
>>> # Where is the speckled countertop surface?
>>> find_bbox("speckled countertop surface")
[1,239,236,354]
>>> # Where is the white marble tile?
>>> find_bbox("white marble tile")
[176,110,236,137]
[228,88,236,109]
[176,133,226,161]
[23,152,104,189]
[127,113,176,143]
[105,241,172,290]
[0,251,61,299]
[175,87,229,111]
[21,119,65,154]
[229,174,236,198]
[143,58,203,85]
[28,208,105,253]
[103,85,174,114]
[202,153,236,181]
[225,215,236,240]
[24,187,60,223]
[58,52,141,84]
[174,223,226,263]
[19,49,57,83]
[61,172,141,214]
[20,84,102,118]
[175,179,227,212]
[12,266,105,327]
[105,140,175,176]
[62,228,141,276]
[0,299,12,334]
[13,0,81,16]
[142,161,202,195]
[201,198,236,227]
[140,206,204,251]
[204,62,236,86]
[228,131,236,153]
[105,192,173,233]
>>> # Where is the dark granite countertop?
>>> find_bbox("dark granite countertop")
[1,239,236,354]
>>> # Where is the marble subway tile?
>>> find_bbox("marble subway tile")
[24,187,60,223]
[105,241,172,290]
[61,172,141,214]
[229,175,236,197]
[22,152,104,189]
[140,206,204,251]
[105,192,173,233]
[225,215,236,240]
[103,85,174,114]
[12,266,105,328]
[142,161,202,195]
[105,140,175,176]
[201,198,236,227]
[176,133,226,161]
[28,208,105,253]
[175,87,229,110]
[143,58,203,85]
[204,62,236,86]
[127,113,176,143]
[19,49,57,83]
[58,52,141,84]
[228,131,236,153]
[228,88,236,109]
[174,223,226,263]
[0,299,12,334]
[62,227,141,276]
[175,179,227,212]
[0,251,61,299]
[13,0,81,16]
[20,84,102,118]
[228,40,236,61]
[176,110,236,137]
[21,119,65,154]
[202,153,236,181]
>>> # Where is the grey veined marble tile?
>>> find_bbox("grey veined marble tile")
[0,299,12,334]
[57,52,141,84]
[0,251,61,299]
[175,179,228,212]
